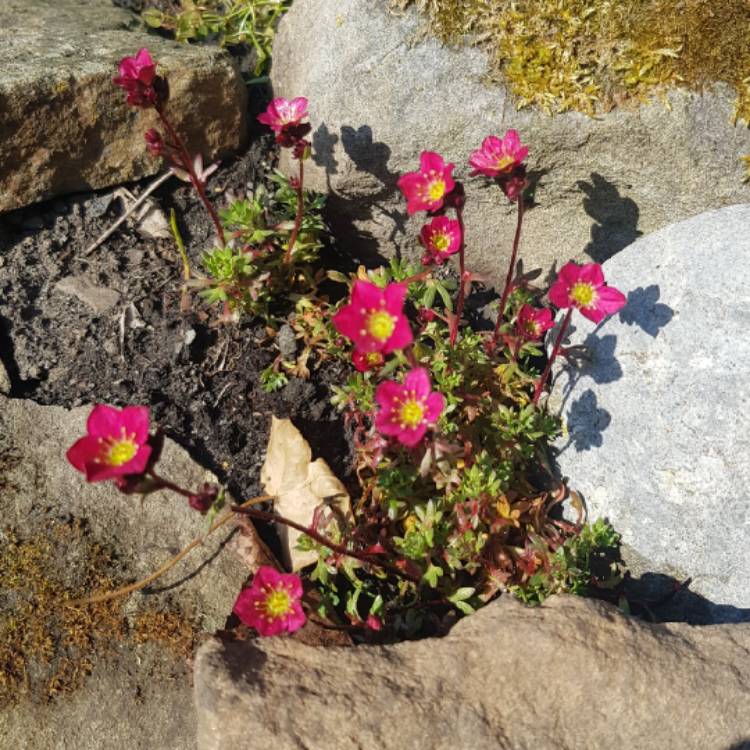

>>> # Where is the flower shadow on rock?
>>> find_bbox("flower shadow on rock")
[618,284,674,338]
[578,172,642,264]
[312,123,405,264]
[559,388,611,453]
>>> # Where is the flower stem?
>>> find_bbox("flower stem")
[155,107,226,247]
[283,157,305,264]
[147,469,193,499]
[532,308,572,405]
[66,494,273,607]
[492,195,525,346]
[231,505,420,583]
[449,203,467,348]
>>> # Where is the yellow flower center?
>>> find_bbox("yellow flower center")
[366,310,396,341]
[432,232,450,252]
[495,154,515,172]
[366,352,383,366]
[105,438,137,466]
[570,282,596,308]
[399,399,424,428]
[524,321,540,336]
[427,179,446,201]
[263,588,292,618]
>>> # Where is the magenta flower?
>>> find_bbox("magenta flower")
[67,405,152,482]
[257,97,309,133]
[233,566,306,637]
[397,152,455,215]
[516,304,555,340]
[420,216,462,264]
[374,368,445,447]
[548,262,627,323]
[113,48,157,108]
[469,130,528,178]
[332,281,413,354]
[352,350,385,373]
[144,128,164,157]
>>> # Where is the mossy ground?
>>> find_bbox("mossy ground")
[392,0,750,125]
[0,519,197,708]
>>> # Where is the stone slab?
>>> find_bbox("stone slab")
[0,0,248,213]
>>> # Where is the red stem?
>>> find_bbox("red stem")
[492,195,525,345]
[155,107,226,247]
[147,469,193,499]
[532,308,572,404]
[449,203,467,347]
[231,505,420,583]
[283,157,305,264]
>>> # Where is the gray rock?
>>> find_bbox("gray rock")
[194,594,750,750]
[0,0,247,213]
[271,0,750,278]
[551,205,750,613]
[54,274,122,314]
[0,395,247,631]
[0,358,10,395]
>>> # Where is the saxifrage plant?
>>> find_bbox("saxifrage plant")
[69,49,628,641]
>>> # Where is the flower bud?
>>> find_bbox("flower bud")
[188,482,219,513]
[144,128,164,157]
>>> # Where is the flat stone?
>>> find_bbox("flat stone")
[54,274,121,314]
[271,0,750,278]
[0,0,248,213]
[0,395,250,746]
[194,594,750,750]
[551,205,750,614]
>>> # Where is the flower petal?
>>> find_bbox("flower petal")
[424,392,445,423]
[404,367,431,398]
[86,404,124,439]
[578,262,605,287]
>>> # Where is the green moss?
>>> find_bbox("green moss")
[392,0,750,169]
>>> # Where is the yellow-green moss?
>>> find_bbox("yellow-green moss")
[0,520,197,707]
[392,0,750,170]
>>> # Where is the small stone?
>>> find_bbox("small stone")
[0,359,11,394]
[54,275,121,315]
[276,323,297,360]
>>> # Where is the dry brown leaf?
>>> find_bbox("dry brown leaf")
[260,417,350,571]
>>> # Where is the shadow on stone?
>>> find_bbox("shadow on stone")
[556,388,611,453]
[578,172,642,264]
[312,122,405,265]
[619,284,674,338]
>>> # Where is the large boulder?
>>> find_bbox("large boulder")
[194,594,750,750]
[271,0,750,278]
[552,205,750,616]
[0,0,248,213]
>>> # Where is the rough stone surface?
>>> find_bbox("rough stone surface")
[0,394,247,630]
[551,205,750,615]
[0,394,251,747]
[0,0,248,213]
[194,594,750,750]
[272,0,750,278]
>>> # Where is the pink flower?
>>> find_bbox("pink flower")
[233,566,306,637]
[257,97,309,133]
[420,216,462,264]
[397,152,455,215]
[113,48,157,108]
[516,305,555,340]
[332,281,413,354]
[548,262,627,323]
[352,350,385,372]
[374,368,445,447]
[144,128,164,156]
[67,405,152,482]
[469,130,528,178]
[366,614,383,631]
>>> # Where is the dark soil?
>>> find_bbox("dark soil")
[0,130,354,505]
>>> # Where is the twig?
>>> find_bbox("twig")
[84,170,174,255]
[67,494,273,607]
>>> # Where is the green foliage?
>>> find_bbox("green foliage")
[301,261,617,638]
[259,364,289,392]
[142,0,290,75]
[195,172,326,321]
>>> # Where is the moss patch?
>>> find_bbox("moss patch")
[392,0,750,123]
[0,519,198,708]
